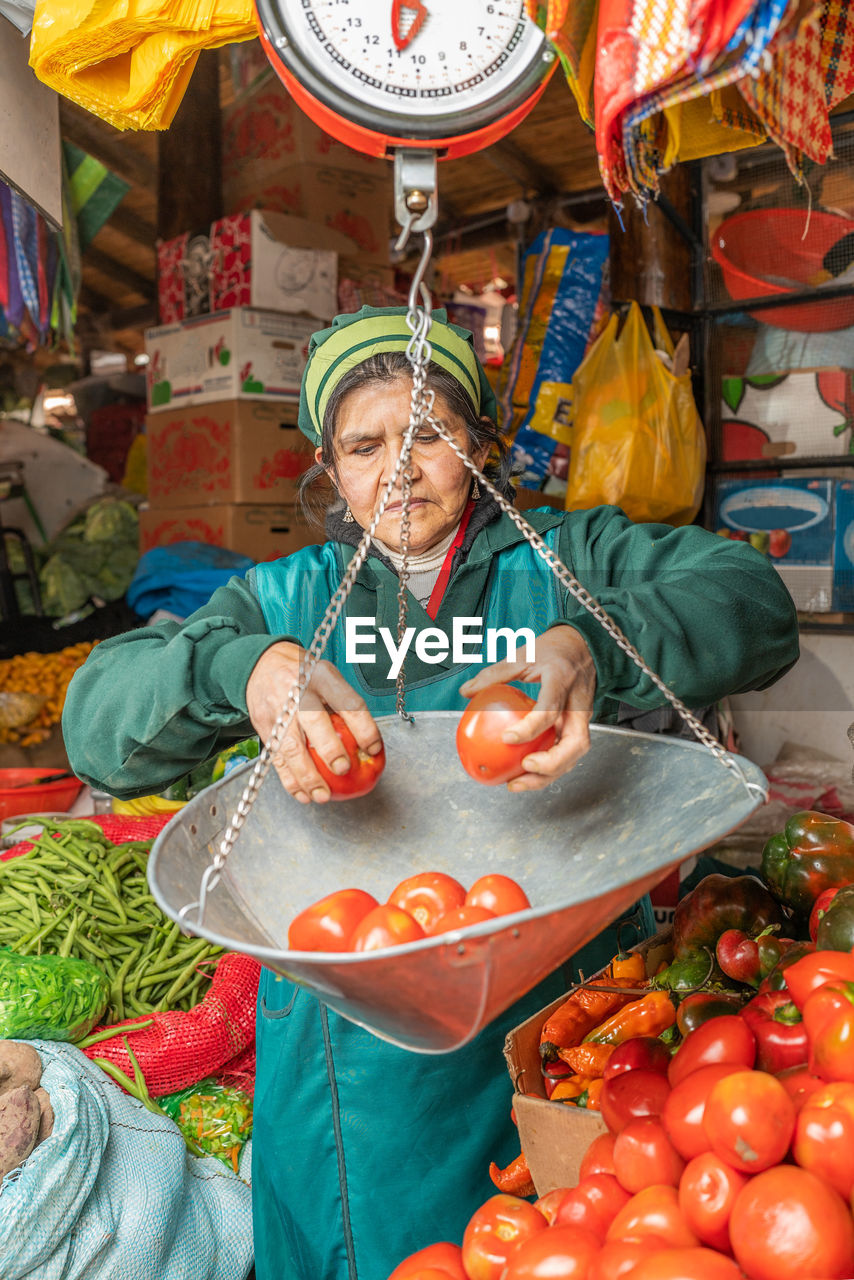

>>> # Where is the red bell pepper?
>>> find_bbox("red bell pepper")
[741,988,808,1073]
[802,981,854,1082]
[783,950,854,1011]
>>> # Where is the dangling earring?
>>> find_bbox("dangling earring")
[343,506,355,523]
[472,478,481,500]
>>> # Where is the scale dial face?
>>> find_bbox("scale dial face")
[256,0,552,145]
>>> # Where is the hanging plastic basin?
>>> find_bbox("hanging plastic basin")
[148,714,768,1054]
[0,769,83,821]
[711,208,854,332]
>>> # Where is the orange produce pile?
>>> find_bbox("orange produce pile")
[0,642,95,745]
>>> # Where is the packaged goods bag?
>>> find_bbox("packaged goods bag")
[0,1040,253,1280]
[566,302,706,526]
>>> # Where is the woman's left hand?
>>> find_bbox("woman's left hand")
[458,626,596,792]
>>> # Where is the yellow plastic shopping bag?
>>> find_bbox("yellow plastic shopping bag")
[565,302,706,526]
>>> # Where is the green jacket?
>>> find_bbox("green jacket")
[63,505,798,798]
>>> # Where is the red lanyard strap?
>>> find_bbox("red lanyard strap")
[425,498,475,620]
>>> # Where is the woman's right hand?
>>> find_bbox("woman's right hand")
[245,642,383,804]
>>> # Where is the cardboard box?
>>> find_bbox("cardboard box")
[833,479,854,612]
[714,477,836,613]
[138,501,323,563]
[146,399,314,508]
[157,210,339,325]
[503,932,673,1195]
[145,308,319,410]
[721,369,854,461]
[225,161,394,266]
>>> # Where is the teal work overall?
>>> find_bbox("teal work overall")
[249,525,654,1280]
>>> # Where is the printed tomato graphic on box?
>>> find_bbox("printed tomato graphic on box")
[148,414,233,500]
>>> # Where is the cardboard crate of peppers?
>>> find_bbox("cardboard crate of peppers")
[389,809,854,1280]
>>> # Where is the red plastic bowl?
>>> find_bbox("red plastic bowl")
[0,768,83,821]
[711,208,854,332]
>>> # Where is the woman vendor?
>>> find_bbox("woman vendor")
[63,306,799,1280]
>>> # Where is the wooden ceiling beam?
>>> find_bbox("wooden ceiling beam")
[483,137,560,198]
[59,99,156,189]
[78,283,114,314]
[84,245,154,299]
[107,204,156,249]
[78,286,156,333]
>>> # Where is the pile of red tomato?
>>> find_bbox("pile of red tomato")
[388,952,854,1279]
[288,871,531,952]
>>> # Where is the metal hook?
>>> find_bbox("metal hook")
[394,210,417,255]
[407,230,433,317]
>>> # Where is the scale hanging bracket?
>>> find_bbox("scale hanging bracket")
[393,149,439,251]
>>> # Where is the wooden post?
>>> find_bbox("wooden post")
[608,166,694,313]
[157,51,222,241]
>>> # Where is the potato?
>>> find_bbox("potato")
[0,1084,39,1177]
[33,1087,54,1143]
[0,1042,42,1096]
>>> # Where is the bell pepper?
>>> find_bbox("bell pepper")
[758,939,815,993]
[784,950,854,1011]
[675,990,747,1036]
[815,884,854,952]
[671,874,785,957]
[809,887,840,942]
[761,810,854,916]
[610,950,647,982]
[716,926,797,989]
[740,989,808,1073]
[802,980,854,1082]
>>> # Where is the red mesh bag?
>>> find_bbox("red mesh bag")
[2,812,261,1095]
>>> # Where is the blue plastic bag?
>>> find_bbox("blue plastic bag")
[127,542,254,621]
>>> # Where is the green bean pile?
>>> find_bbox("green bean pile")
[0,819,221,1022]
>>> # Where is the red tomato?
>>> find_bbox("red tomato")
[667,1016,756,1088]
[776,1064,826,1112]
[306,713,385,799]
[578,1132,618,1181]
[702,1069,796,1174]
[600,1069,671,1134]
[533,1189,567,1226]
[465,874,531,916]
[461,1195,547,1280]
[613,1119,685,1194]
[387,1241,466,1280]
[287,887,378,951]
[793,1081,854,1198]
[677,1152,748,1253]
[589,1238,657,1280]
[349,904,425,952]
[387,872,466,932]
[603,1037,671,1082]
[554,1174,631,1241]
[661,1064,743,1161]
[730,1165,854,1280]
[426,905,496,936]
[500,1225,601,1279]
[606,1185,698,1249]
[456,685,557,786]
[630,1247,743,1279]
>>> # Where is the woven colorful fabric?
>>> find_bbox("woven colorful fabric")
[739,6,832,176]
[821,0,854,109]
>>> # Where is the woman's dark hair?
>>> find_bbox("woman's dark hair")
[298,350,513,525]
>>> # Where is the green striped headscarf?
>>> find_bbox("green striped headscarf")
[297,305,497,444]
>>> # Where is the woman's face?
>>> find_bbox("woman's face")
[317,376,488,554]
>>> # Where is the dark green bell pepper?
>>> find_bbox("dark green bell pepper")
[672,873,786,958]
[761,810,854,916]
[816,883,854,952]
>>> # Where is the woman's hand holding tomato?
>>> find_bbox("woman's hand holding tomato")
[458,628,597,792]
[246,642,384,804]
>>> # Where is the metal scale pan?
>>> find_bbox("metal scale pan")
[149,712,767,1053]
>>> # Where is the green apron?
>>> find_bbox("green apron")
[249,526,654,1279]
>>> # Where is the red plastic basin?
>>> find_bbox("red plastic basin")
[0,769,83,821]
[711,208,854,332]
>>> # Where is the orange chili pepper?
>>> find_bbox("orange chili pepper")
[556,1042,615,1078]
[539,976,646,1061]
[583,990,676,1045]
[610,951,647,982]
[582,1079,604,1111]
[489,1152,536,1198]
[550,1075,593,1101]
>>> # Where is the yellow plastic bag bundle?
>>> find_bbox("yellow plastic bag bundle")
[566,302,706,526]
[29,0,256,131]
